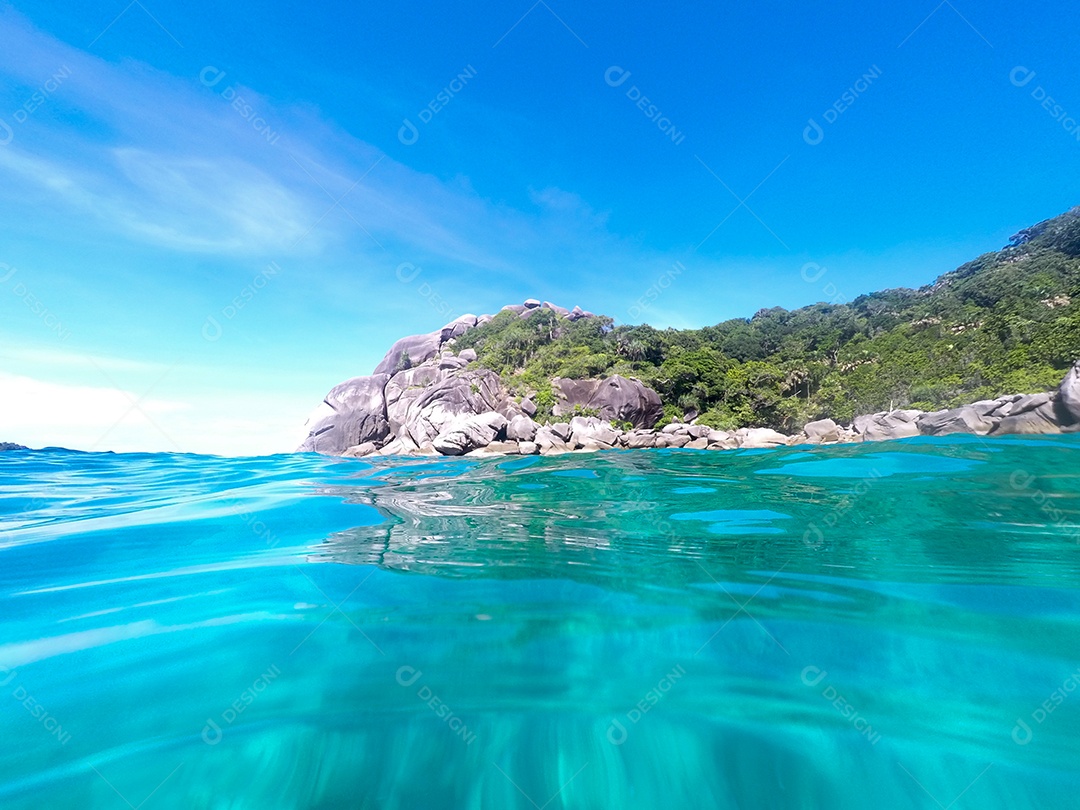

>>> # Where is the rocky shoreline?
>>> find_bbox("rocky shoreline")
[298,300,1080,459]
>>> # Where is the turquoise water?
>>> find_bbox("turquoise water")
[2,436,1079,808]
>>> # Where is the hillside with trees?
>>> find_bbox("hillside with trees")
[452,206,1080,432]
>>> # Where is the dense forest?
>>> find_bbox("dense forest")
[453,207,1080,431]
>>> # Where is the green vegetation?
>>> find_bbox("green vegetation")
[455,208,1080,431]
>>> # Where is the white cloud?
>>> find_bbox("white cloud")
[0,370,310,456]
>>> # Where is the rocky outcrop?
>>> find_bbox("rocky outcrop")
[1058,361,1080,423]
[372,333,441,376]
[298,301,601,456]
[507,414,540,442]
[432,412,508,455]
[553,375,663,428]
[854,409,922,441]
[387,368,507,447]
[990,393,1061,435]
[299,305,1080,459]
[916,405,997,436]
[737,427,790,449]
[0,442,27,452]
[846,363,1080,441]
[298,374,391,454]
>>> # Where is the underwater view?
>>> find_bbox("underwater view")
[2,436,1079,808]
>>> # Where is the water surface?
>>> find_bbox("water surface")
[1,436,1079,808]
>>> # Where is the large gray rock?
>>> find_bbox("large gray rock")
[621,430,657,449]
[549,422,572,441]
[706,430,738,450]
[656,433,691,448]
[993,392,1051,418]
[388,369,507,447]
[1058,360,1080,424]
[542,301,570,317]
[568,416,619,447]
[534,425,571,453]
[376,434,420,457]
[384,365,449,435]
[373,332,441,376]
[992,393,1062,435]
[553,375,662,429]
[342,441,377,458]
[298,374,391,454]
[469,440,521,456]
[853,409,923,441]
[507,414,540,442]
[0,442,27,451]
[432,412,508,455]
[439,314,478,342]
[737,428,790,449]
[802,418,840,443]
[438,355,468,370]
[917,406,996,436]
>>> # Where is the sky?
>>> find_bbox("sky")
[0,0,1078,455]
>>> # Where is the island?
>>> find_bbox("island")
[298,206,1080,457]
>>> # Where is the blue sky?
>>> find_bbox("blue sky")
[0,0,1078,455]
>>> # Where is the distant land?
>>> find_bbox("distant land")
[298,206,1080,457]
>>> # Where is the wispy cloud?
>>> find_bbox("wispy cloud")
[0,7,704,284]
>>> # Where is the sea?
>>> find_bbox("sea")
[1,435,1078,808]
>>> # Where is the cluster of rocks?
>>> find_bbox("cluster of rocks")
[298,301,1080,459]
[299,301,655,457]
[371,299,594,378]
[0,442,27,452]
